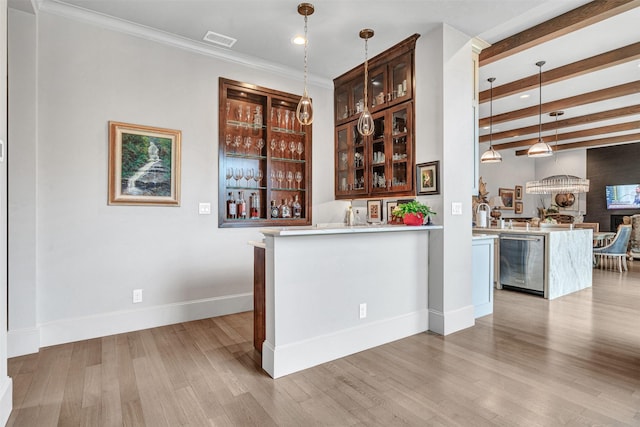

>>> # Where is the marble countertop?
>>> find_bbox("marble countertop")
[472,234,499,240]
[260,223,442,237]
[473,226,590,235]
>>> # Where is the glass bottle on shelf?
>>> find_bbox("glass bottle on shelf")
[292,195,302,219]
[227,192,237,219]
[270,200,279,219]
[237,191,247,219]
[250,192,260,219]
[280,199,291,218]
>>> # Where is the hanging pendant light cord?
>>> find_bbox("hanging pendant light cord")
[489,79,493,147]
[303,13,308,94]
[363,36,369,108]
[538,64,542,140]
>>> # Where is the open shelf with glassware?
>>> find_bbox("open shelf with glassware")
[219,78,312,227]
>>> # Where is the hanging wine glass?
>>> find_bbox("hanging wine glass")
[286,171,294,189]
[225,167,233,186]
[233,168,243,186]
[295,171,303,189]
[277,170,284,188]
[255,169,263,187]
[289,140,296,159]
[245,168,254,187]
[225,134,232,151]
[296,141,304,160]
[256,138,265,156]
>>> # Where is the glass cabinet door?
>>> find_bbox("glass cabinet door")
[388,102,413,193]
[335,122,367,198]
[370,112,388,194]
[389,52,412,106]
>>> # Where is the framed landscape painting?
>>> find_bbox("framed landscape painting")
[108,121,181,206]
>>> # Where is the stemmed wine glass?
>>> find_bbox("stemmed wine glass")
[245,168,254,187]
[296,141,304,160]
[284,110,290,131]
[256,138,265,156]
[286,171,293,189]
[225,134,232,152]
[233,168,243,187]
[226,101,231,121]
[225,167,233,186]
[295,171,303,189]
[255,169,263,187]
[289,140,296,159]
[270,170,276,187]
[270,139,277,155]
[279,140,287,157]
[277,170,284,188]
[276,109,282,129]
[243,136,252,155]
[233,136,242,153]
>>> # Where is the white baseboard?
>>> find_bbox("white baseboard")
[7,327,40,358]
[0,376,12,427]
[9,293,252,355]
[262,309,428,379]
[428,304,475,335]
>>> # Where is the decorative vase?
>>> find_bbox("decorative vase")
[403,213,424,226]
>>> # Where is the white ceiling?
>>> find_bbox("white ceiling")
[14,0,640,154]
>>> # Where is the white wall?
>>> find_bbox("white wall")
[1,0,14,422]
[9,10,339,353]
[416,24,475,335]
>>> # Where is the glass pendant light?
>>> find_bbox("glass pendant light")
[357,29,375,136]
[527,61,553,158]
[295,3,314,126]
[480,77,502,163]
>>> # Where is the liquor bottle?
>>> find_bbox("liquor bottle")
[227,192,237,219]
[237,191,247,219]
[280,198,291,218]
[292,195,302,219]
[270,200,279,219]
[250,192,260,219]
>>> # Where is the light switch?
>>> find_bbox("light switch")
[451,202,463,215]
[199,202,211,215]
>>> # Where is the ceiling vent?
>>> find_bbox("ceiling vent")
[203,31,237,48]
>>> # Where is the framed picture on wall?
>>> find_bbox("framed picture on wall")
[515,201,523,214]
[367,200,383,223]
[515,185,523,200]
[416,161,440,195]
[499,188,515,210]
[108,121,181,206]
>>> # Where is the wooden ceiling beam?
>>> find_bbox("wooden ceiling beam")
[514,133,640,156]
[478,80,640,128]
[479,104,640,143]
[492,121,640,150]
[479,42,640,103]
[479,0,640,66]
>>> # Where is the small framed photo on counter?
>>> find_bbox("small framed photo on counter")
[367,199,383,223]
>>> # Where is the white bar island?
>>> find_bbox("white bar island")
[258,224,441,378]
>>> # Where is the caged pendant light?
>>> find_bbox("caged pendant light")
[480,77,502,163]
[527,61,554,158]
[295,3,314,126]
[357,29,375,136]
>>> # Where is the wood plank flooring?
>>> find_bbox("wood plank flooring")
[7,263,640,426]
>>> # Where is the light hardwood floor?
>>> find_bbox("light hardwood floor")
[7,263,640,426]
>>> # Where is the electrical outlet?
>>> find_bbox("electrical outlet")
[359,303,367,319]
[133,289,143,303]
[451,202,463,215]
[199,202,211,215]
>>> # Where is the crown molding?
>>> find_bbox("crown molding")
[34,0,333,89]
[471,37,490,54]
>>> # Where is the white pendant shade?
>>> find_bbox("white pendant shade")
[527,139,554,158]
[480,146,502,163]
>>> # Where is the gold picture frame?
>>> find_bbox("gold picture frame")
[499,188,515,210]
[515,201,523,214]
[515,185,523,200]
[108,121,181,206]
